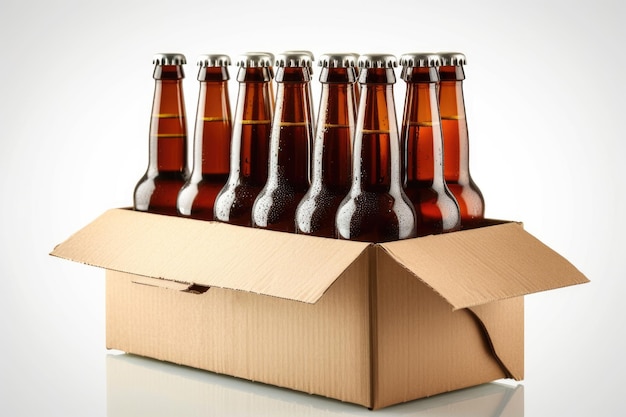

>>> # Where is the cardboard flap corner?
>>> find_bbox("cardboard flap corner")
[380,221,589,310]
[51,208,370,303]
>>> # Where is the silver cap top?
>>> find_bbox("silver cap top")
[236,52,275,68]
[197,54,231,67]
[276,51,314,68]
[358,54,397,69]
[438,52,467,66]
[152,53,186,66]
[399,53,441,68]
[317,53,359,68]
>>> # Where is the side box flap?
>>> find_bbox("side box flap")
[50,208,370,304]
[380,222,589,310]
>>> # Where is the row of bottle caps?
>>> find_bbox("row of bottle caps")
[133,50,485,242]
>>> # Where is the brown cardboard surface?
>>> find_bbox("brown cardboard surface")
[372,246,513,409]
[51,208,369,304]
[51,208,589,308]
[51,208,589,409]
[380,222,589,309]
[106,263,374,407]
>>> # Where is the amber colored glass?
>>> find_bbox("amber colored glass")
[438,63,485,228]
[134,62,189,216]
[295,61,358,238]
[400,65,460,236]
[176,63,232,220]
[214,61,274,226]
[252,63,314,233]
[335,57,417,242]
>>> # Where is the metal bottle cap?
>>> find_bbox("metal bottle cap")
[317,53,359,68]
[438,52,467,66]
[358,54,398,69]
[399,53,441,68]
[236,52,274,68]
[275,51,314,68]
[197,54,231,67]
[152,53,187,66]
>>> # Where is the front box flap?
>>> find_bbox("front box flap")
[380,222,589,310]
[51,208,370,304]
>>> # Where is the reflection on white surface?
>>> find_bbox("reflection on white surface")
[106,352,523,416]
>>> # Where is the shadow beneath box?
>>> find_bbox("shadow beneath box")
[106,352,523,417]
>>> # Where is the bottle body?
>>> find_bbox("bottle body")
[438,52,485,228]
[295,54,357,238]
[336,54,417,242]
[134,54,189,216]
[252,53,315,233]
[214,53,274,226]
[400,55,460,236]
[177,55,232,220]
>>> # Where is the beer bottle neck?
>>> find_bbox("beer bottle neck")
[197,66,229,82]
[358,67,396,85]
[193,78,231,176]
[319,66,358,84]
[153,65,185,80]
[268,66,313,189]
[313,69,357,190]
[354,77,401,192]
[149,73,187,174]
[401,70,445,184]
[229,68,273,182]
[275,66,312,83]
[438,78,466,120]
[237,66,273,83]
[438,69,470,183]
[438,65,465,81]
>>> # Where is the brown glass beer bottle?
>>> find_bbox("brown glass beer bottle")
[134,53,189,216]
[335,54,417,242]
[283,50,316,133]
[399,53,460,236]
[295,53,358,238]
[251,51,315,232]
[438,52,485,228]
[213,52,275,226]
[176,54,232,220]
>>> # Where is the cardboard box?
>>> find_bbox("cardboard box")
[51,208,588,409]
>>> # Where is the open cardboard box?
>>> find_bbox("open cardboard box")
[51,208,588,409]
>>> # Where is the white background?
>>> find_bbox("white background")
[1,0,623,415]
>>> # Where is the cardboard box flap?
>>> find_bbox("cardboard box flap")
[50,208,370,304]
[379,222,589,310]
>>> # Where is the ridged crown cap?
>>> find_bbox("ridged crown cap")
[197,54,231,67]
[399,53,441,68]
[152,53,186,65]
[236,52,274,68]
[358,53,397,69]
[275,51,314,68]
[438,52,467,66]
[318,53,359,68]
